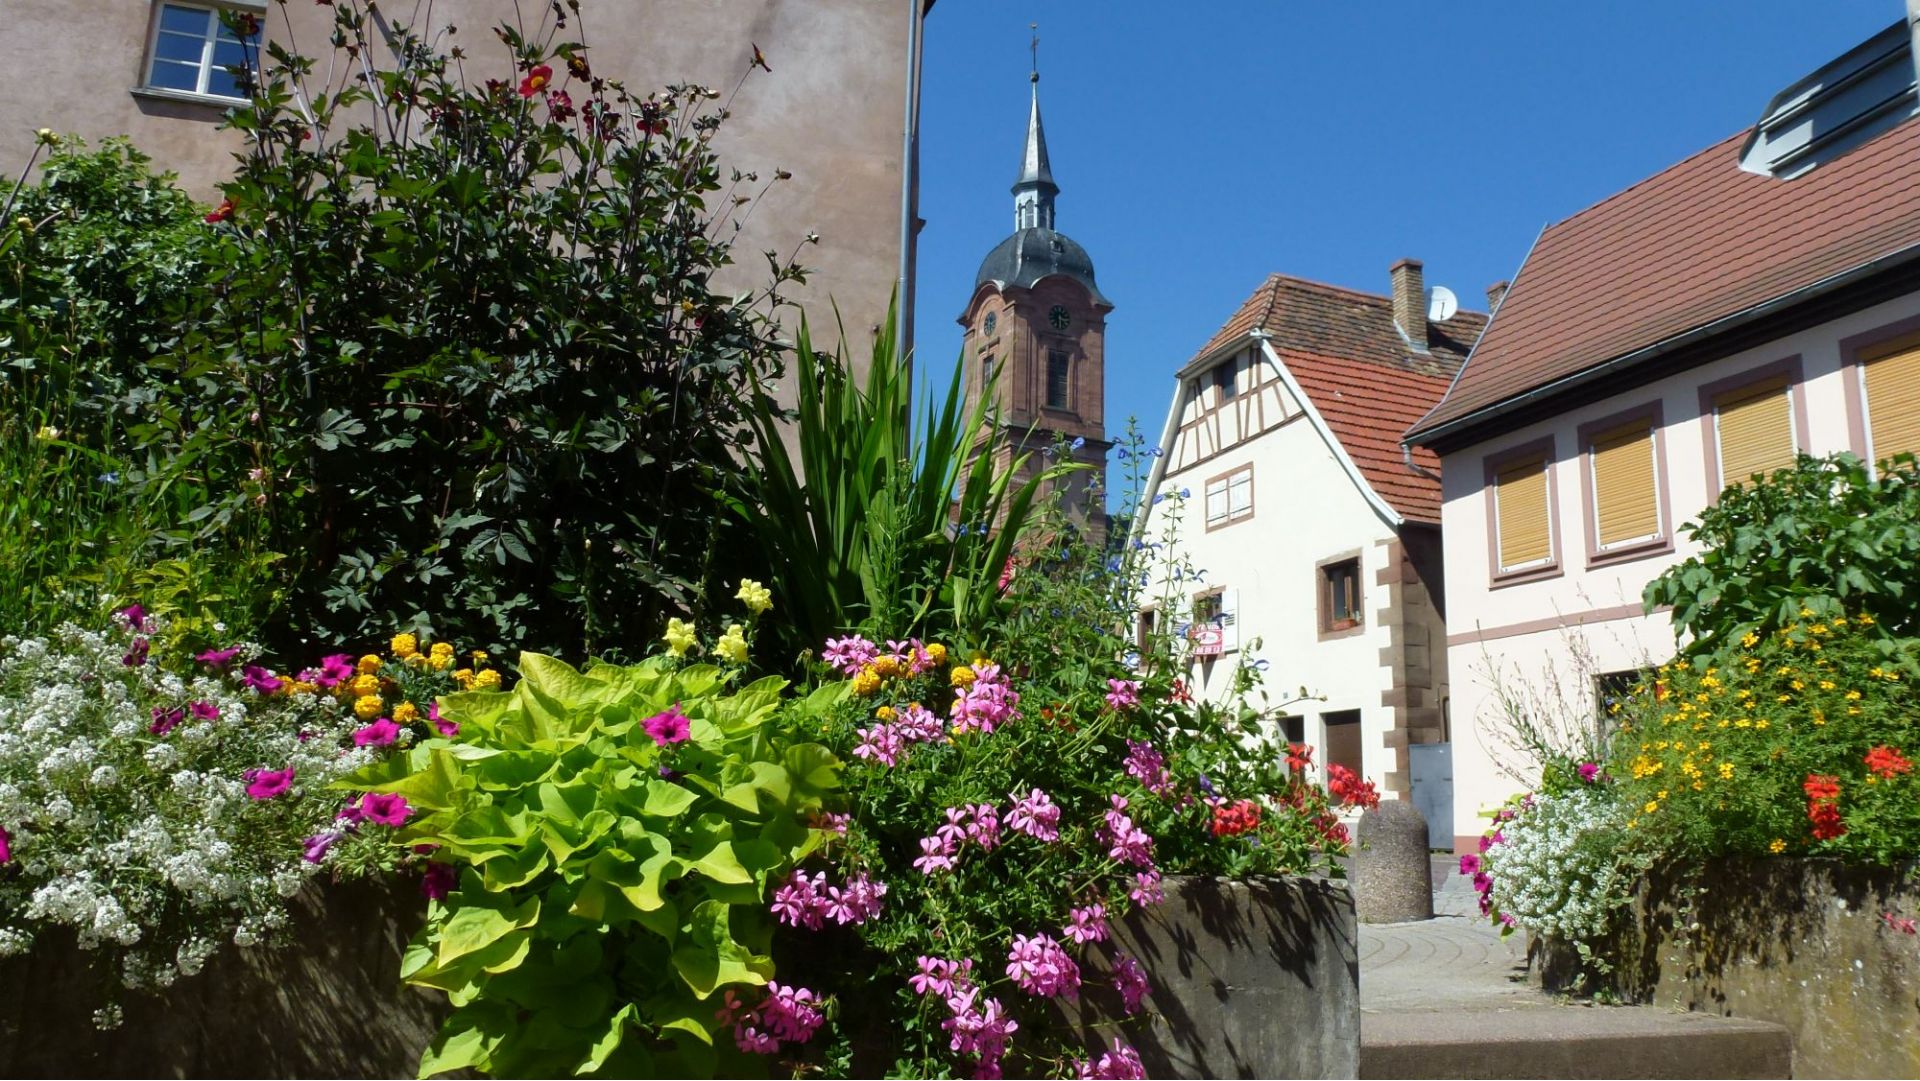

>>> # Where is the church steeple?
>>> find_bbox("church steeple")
[1013,31,1057,231]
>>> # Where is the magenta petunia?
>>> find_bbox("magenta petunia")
[121,636,150,667]
[240,664,281,694]
[302,831,341,864]
[119,603,147,631]
[642,703,691,746]
[421,862,456,900]
[149,706,183,736]
[189,700,220,722]
[359,791,413,827]
[314,654,355,689]
[429,702,458,738]
[246,766,296,800]
[196,645,243,669]
[352,718,401,747]
[0,823,11,863]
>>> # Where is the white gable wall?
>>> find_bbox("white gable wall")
[1141,344,1406,795]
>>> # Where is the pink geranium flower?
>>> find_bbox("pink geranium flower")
[1104,678,1141,711]
[245,766,295,800]
[642,704,691,745]
[1112,953,1150,1015]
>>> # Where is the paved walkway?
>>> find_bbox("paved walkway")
[1358,856,1544,1013]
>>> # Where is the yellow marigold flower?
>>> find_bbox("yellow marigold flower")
[1845,689,1862,701]
[393,701,420,723]
[1756,719,1770,729]
[390,633,419,658]
[350,673,381,697]
[1769,838,1787,854]
[950,665,977,688]
[287,680,318,696]
[1741,632,1760,649]
[1719,762,1734,780]
[430,641,456,658]
[473,669,502,690]
[663,617,698,657]
[971,652,992,668]
[357,654,383,674]
[1644,801,1660,814]
[851,669,881,697]
[427,653,452,671]
[1810,623,1829,636]
[735,578,773,615]
[472,650,489,664]
[716,624,749,665]
[1790,680,1804,691]
[925,643,948,665]
[1657,790,1668,800]
[875,706,897,721]
[354,694,384,720]
[1776,695,1792,704]
[404,653,426,668]
[1818,680,1836,690]
[871,654,901,679]
[454,668,475,689]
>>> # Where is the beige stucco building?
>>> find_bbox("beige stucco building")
[1,0,926,354]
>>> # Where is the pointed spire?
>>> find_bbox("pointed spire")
[1013,23,1057,231]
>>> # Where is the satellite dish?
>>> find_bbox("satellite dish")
[1427,286,1459,323]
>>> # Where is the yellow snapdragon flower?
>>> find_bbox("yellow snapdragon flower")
[735,578,773,615]
[716,624,749,665]
[663,617,698,657]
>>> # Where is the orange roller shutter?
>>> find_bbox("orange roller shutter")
[1591,421,1660,547]
[1494,457,1551,570]
[1865,339,1920,467]
[1714,381,1795,490]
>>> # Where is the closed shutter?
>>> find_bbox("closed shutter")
[1590,420,1660,547]
[1227,468,1252,518]
[1493,455,1551,571]
[1865,339,1920,466]
[1206,479,1229,526]
[1714,380,1795,490]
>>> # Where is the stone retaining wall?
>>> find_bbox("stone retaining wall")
[1533,858,1920,1079]
[0,878,444,1078]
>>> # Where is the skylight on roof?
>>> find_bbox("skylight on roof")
[1741,20,1920,180]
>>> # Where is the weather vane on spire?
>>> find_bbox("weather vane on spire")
[1030,22,1039,83]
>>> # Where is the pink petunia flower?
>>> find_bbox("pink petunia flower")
[189,701,219,722]
[245,766,295,800]
[240,664,281,693]
[0,824,11,863]
[429,702,459,738]
[642,703,691,745]
[119,604,147,631]
[314,654,355,689]
[121,637,150,667]
[196,645,243,669]
[301,831,340,864]
[352,718,401,747]
[149,706,184,736]
[422,862,457,900]
[358,791,413,827]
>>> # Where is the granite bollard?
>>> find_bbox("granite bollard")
[1354,800,1434,924]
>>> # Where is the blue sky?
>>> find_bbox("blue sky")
[910,0,1895,496]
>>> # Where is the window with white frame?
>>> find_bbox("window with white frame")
[146,3,260,100]
[1204,465,1253,529]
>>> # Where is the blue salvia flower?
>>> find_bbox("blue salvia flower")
[1071,436,1085,450]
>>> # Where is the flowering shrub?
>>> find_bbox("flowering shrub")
[1475,788,1641,953]
[767,630,1350,1077]
[1607,613,1920,865]
[0,610,378,1017]
[338,598,839,1077]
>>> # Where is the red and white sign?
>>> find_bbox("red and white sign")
[1190,624,1225,657]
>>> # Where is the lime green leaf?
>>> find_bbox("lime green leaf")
[642,779,700,817]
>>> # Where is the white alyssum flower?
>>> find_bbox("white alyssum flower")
[1483,786,1638,945]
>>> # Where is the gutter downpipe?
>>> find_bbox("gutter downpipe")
[1908,0,1920,101]
[1407,241,1920,450]
[896,0,927,380]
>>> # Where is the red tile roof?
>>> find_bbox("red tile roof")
[1411,115,1920,440]
[1192,275,1486,523]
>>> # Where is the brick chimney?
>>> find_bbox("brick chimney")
[1390,258,1427,353]
[1486,280,1511,312]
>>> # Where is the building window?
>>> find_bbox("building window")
[1046,349,1071,409]
[1594,667,1655,740]
[1580,406,1669,564]
[1489,446,1555,578]
[1709,377,1797,493]
[1135,607,1157,656]
[1204,465,1253,529]
[1214,358,1238,402]
[1192,589,1223,627]
[1319,557,1362,634]
[978,353,996,395]
[1860,333,1920,468]
[146,3,260,100]
[1323,710,1362,779]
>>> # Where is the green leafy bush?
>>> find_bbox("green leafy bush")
[156,2,801,658]
[344,632,839,1077]
[1646,453,1920,661]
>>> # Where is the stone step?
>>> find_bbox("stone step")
[1360,1006,1793,1079]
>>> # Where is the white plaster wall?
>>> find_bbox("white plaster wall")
[1439,288,1920,847]
[1142,359,1403,795]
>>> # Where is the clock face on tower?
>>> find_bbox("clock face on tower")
[983,312,997,335]
[1048,305,1072,331]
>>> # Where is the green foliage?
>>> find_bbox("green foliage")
[1607,614,1920,865]
[1646,453,1920,663]
[344,651,838,1078]
[149,3,800,658]
[734,311,1067,663]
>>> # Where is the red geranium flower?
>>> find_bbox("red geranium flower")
[204,198,235,224]
[1210,799,1262,838]
[1808,801,1846,841]
[1803,774,1842,803]
[518,64,553,98]
[1285,742,1315,772]
[1865,745,1912,779]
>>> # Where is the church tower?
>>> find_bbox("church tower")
[957,44,1112,543]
